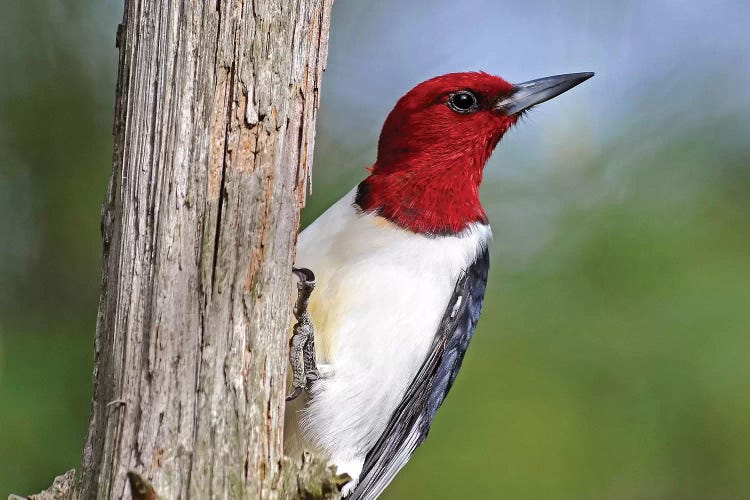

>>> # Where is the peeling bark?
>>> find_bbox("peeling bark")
[72,0,334,498]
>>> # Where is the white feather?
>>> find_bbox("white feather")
[285,187,491,487]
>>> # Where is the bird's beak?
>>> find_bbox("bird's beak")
[495,72,594,115]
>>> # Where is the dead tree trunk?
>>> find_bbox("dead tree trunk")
[74,0,333,498]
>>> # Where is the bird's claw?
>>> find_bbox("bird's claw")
[287,267,318,401]
[285,386,303,402]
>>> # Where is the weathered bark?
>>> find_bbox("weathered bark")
[8,470,77,500]
[74,0,333,498]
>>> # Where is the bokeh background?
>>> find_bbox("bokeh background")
[1,0,749,498]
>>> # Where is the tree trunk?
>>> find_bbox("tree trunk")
[75,0,333,498]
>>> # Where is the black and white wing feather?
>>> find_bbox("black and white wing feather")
[348,247,490,500]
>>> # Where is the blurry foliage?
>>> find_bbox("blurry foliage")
[1,0,749,498]
[0,1,118,494]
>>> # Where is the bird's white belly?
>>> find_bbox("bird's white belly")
[284,188,491,478]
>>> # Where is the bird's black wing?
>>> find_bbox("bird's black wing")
[348,247,490,500]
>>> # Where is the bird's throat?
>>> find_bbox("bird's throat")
[355,165,487,235]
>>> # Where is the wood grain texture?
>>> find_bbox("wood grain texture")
[78,0,333,498]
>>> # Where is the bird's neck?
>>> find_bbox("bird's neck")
[355,161,487,235]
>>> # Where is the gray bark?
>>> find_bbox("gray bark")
[75,0,333,498]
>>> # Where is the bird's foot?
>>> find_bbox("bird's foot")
[287,267,319,401]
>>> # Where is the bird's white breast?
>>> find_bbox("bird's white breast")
[287,187,491,473]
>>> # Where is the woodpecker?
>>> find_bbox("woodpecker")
[285,71,594,498]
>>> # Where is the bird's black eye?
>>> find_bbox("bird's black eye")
[447,90,479,113]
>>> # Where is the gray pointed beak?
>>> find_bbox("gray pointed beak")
[495,72,594,115]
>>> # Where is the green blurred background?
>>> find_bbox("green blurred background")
[1,1,749,498]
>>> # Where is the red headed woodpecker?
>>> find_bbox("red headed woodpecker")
[285,71,594,498]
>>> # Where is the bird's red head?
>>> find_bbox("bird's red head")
[355,70,593,235]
